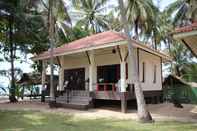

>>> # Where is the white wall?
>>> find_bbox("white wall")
[138,49,162,91]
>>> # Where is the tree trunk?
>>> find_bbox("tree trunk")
[9,15,17,102]
[118,0,153,122]
[48,0,56,107]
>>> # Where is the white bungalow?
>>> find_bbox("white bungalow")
[32,31,171,111]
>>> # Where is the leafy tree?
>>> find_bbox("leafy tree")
[0,0,49,102]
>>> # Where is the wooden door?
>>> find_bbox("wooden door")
[64,68,85,90]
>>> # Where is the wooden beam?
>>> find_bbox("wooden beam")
[56,56,61,67]
[85,51,91,64]
[137,48,140,76]
[182,39,197,57]
[117,45,123,62]
[124,51,129,61]
[173,30,197,39]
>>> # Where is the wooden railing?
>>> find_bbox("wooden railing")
[96,83,117,92]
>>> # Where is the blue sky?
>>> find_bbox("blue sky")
[0,0,178,87]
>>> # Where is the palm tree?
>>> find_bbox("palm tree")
[32,0,71,106]
[126,0,158,39]
[72,0,109,34]
[106,11,122,32]
[143,10,173,50]
[166,0,197,26]
[118,0,153,122]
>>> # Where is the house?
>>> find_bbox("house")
[16,73,59,98]
[32,31,171,111]
[163,75,197,104]
[173,22,197,57]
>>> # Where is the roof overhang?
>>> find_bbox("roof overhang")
[32,40,171,62]
[173,30,197,57]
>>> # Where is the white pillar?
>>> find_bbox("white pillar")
[89,51,96,91]
[120,61,126,92]
[58,67,64,91]
[41,60,46,102]
[41,60,46,91]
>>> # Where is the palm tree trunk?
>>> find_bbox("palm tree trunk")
[9,15,17,102]
[49,0,55,107]
[118,0,153,122]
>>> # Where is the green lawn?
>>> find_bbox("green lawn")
[0,110,197,131]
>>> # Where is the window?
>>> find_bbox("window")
[153,65,157,83]
[142,62,145,82]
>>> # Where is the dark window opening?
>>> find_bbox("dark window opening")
[153,65,157,83]
[97,64,120,83]
[142,62,145,83]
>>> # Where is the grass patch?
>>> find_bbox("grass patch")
[0,110,197,131]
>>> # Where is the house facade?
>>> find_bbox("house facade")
[32,31,170,111]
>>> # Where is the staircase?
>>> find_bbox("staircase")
[56,90,93,110]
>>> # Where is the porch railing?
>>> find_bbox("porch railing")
[96,83,117,92]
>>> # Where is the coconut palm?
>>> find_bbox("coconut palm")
[27,0,71,105]
[166,0,197,26]
[126,0,158,39]
[143,10,173,50]
[106,11,122,32]
[118,0,153,122]
[72,0,109,34]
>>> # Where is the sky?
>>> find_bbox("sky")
[0,0,183,88]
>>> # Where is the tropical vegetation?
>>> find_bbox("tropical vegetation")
[0,0,196,123]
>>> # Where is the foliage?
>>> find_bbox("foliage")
[72,0,109,34]
[57,25,90,46]
[170,42,193,76]
[0,87,7,94]
[126,0,158,37]
[106,11,122,31]
[181,63,197,82]
[0,68,23,81]
[165,0,197,26]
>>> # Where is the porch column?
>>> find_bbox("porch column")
[119,46,127,113]
[120,61,126,92]
[120,61,127,113]
[89,50,96,92]
[41,60,46,102]
[58,67,64,91]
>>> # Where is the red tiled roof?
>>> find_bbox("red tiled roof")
[33,31,126,60]
[32,31,170,60]
[174,22,197,33]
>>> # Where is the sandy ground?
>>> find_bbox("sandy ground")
[0,99,197,123]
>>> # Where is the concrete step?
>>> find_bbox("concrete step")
[55,102,89,110]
